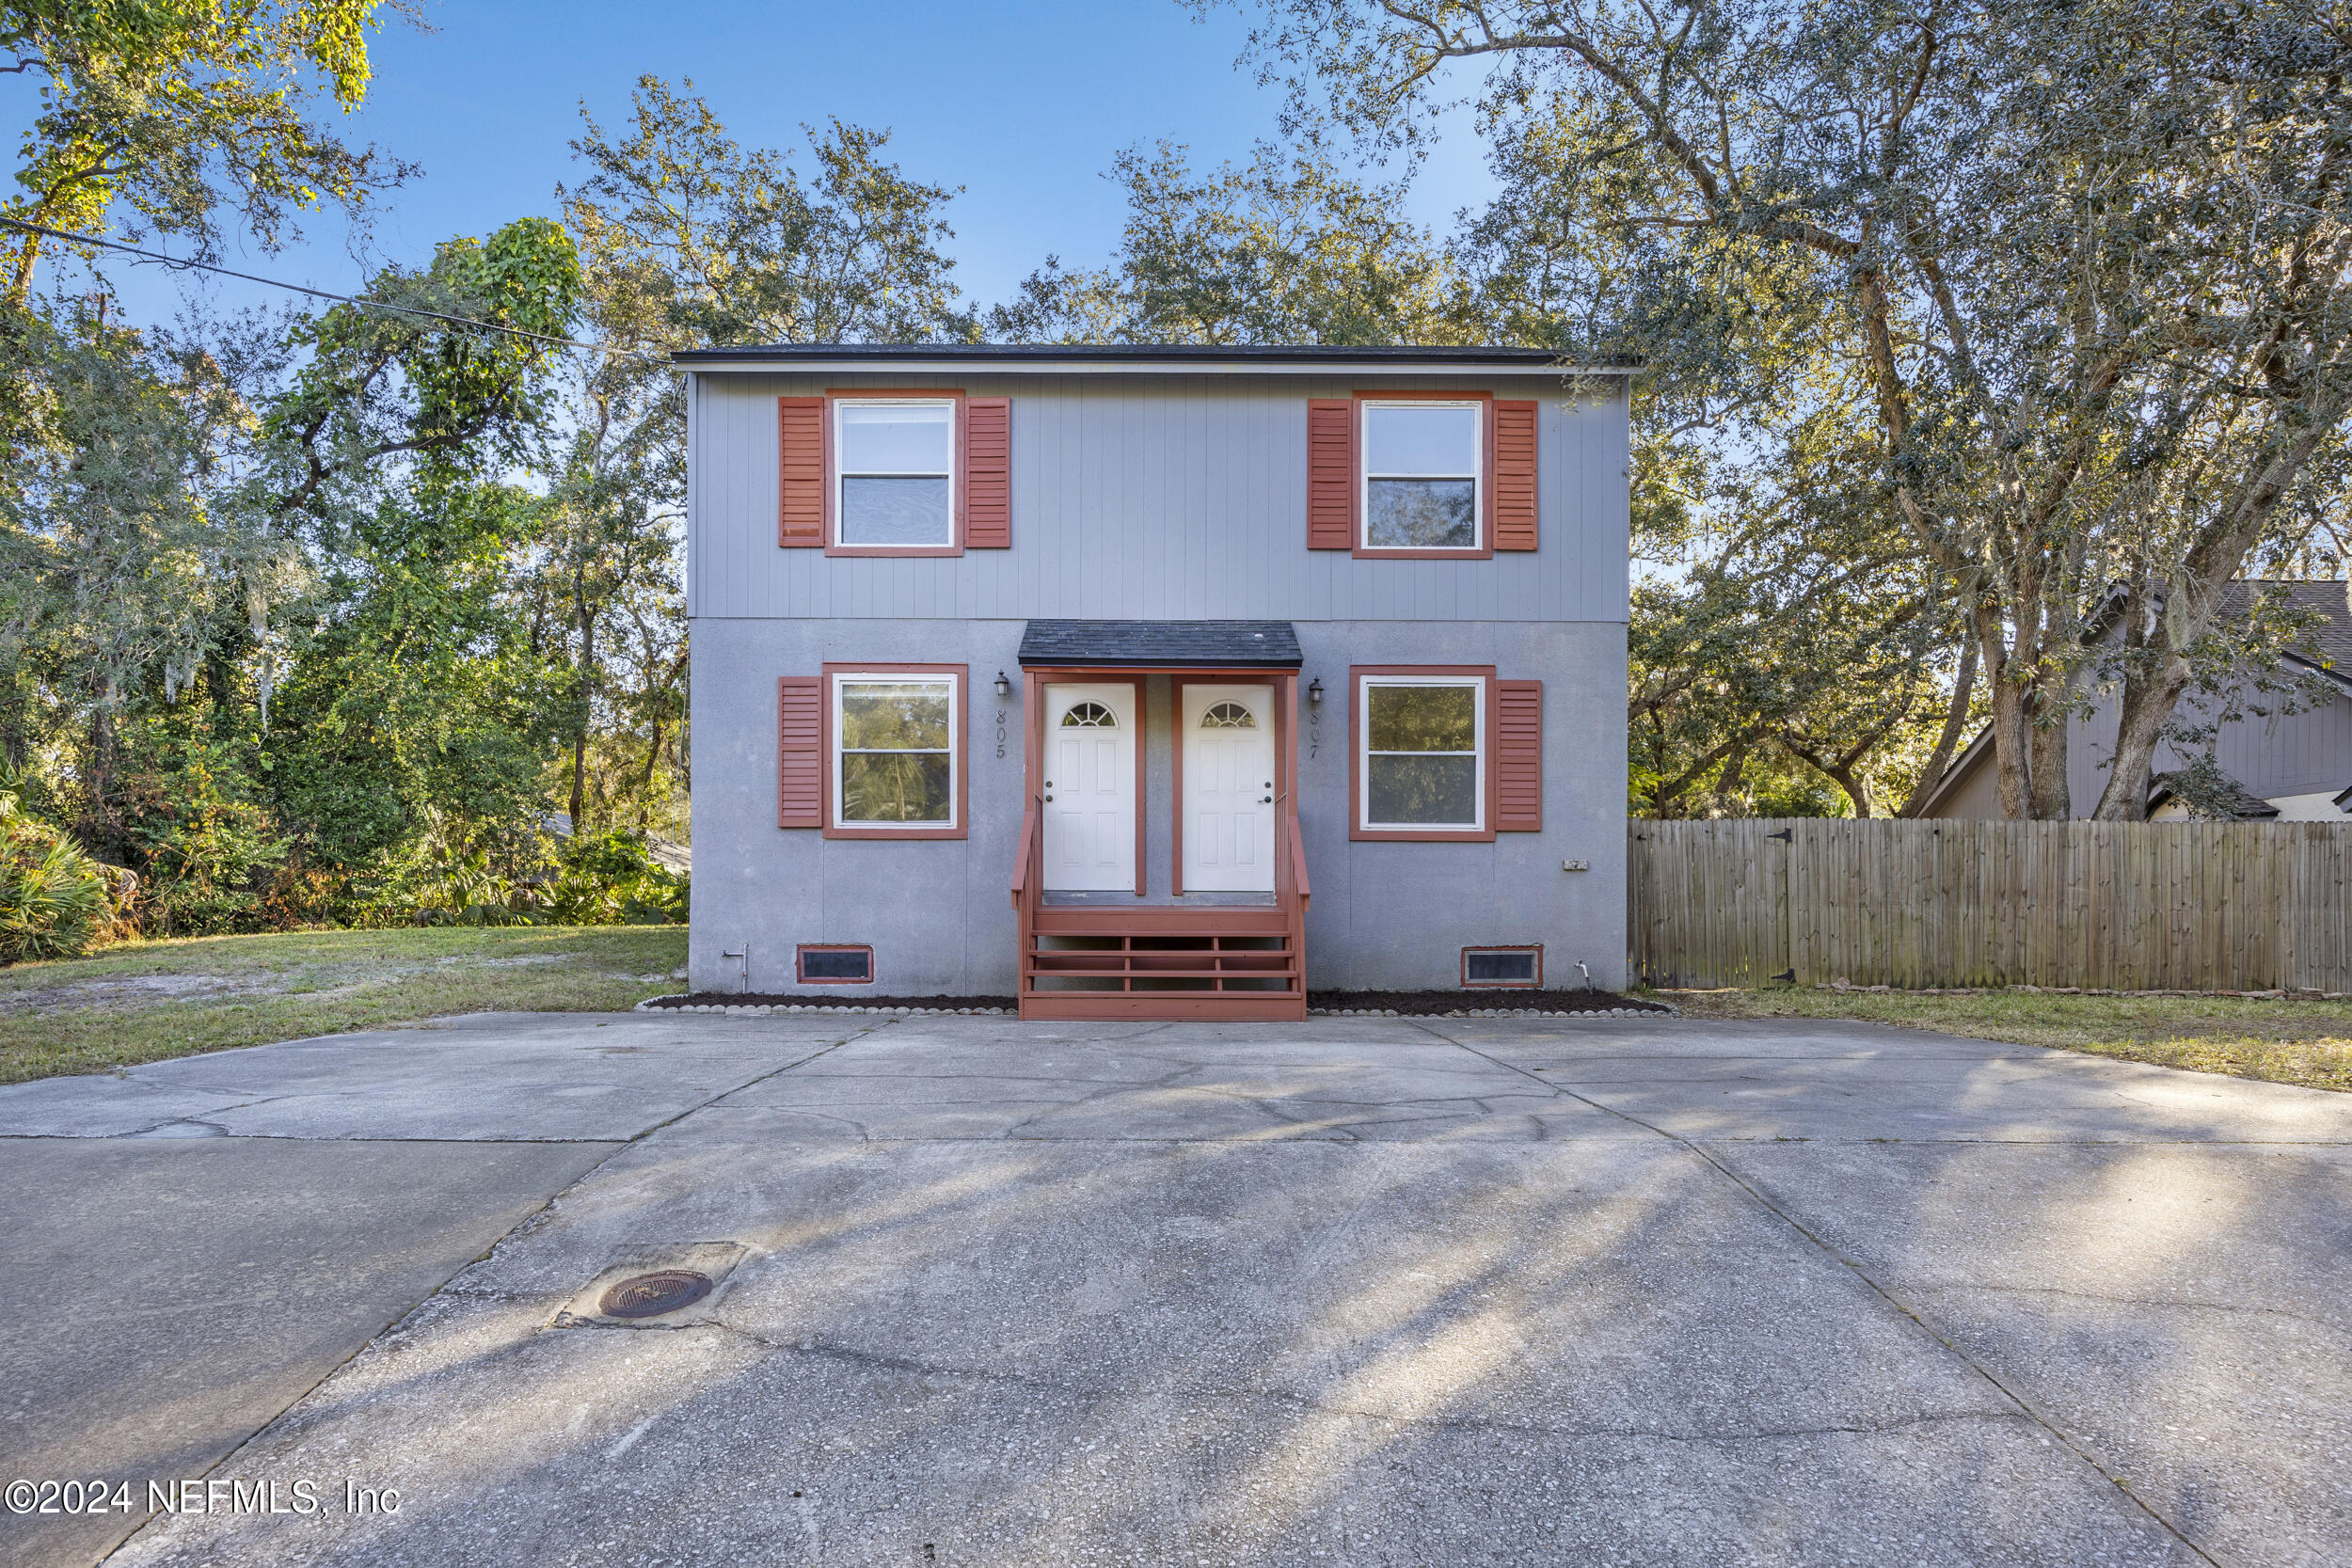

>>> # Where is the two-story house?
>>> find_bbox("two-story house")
[676,344,1630,1019]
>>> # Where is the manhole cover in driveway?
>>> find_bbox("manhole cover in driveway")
[600,1269,712,1319]
[552,1242,748,1329]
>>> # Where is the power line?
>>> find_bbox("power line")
[0,215,662,363]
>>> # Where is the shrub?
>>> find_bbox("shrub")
[127,792,294,934]
[548,830,687,926]
[107,734,296,935]
[396,842,546,927]
[0,768,116,962]
[373,825,686,927]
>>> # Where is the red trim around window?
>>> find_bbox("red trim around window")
[1351,390,1497,561]
[1461,945,1542,988]
[820,661,970,840]
[797,944,876,985]
[1348,664,1498,842]
[822,388,967,558]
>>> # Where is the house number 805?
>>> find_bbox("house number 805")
[994,709,1008,759]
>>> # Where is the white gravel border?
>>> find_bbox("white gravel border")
[633,995,1665,1020]
[632,997,1010,1016]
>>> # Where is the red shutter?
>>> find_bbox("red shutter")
[1495,679,1543,832]
[963,396,1011,548]
[1308,398,1356,549]
[1493,399,1538,551]
[777,676,824,828]
[778,397,826,547]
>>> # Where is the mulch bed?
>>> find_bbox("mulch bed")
[644,992,1013,1011]
[642,989,1667,1017]
[1309,989,1667,1016]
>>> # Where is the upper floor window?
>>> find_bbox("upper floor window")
[837,400,954,548]
[1362,401,1480,551]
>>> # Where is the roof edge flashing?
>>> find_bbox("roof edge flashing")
[674,343,1637,376]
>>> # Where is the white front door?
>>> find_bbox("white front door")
[1042,683,1136,892]
[1183,684,1277,893]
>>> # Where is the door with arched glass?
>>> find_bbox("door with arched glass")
[1041,684,1136,891]
[1182,684,1276,893]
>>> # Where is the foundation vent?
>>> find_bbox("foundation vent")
[1462,946,1541,988]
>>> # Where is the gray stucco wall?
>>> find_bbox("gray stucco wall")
[689,616,1629,996]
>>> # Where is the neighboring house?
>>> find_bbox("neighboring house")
[1916,580,2352,821]
[676,343,1631,1018]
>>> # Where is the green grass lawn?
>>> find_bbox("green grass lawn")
[1655,986,2352,1093]
[0,926,687,1085]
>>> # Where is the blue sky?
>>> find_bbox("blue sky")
[42,0,1497,330]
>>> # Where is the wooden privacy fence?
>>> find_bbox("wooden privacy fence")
[1628,818,2352,993]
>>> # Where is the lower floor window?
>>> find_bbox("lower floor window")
[1360,673,1486,832]
[834,672,959,828]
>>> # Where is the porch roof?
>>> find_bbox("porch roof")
[1017,620,1303,670]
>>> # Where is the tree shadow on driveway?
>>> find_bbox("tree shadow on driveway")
[42,1012,2352,1567]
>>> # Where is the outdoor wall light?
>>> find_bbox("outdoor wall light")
[1307,677,1324,705]
[993,671,1012,699]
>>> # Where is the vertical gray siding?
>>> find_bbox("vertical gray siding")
[689,372,1630,625]
[1925,673,2350,818]
[2081,675,2351,805]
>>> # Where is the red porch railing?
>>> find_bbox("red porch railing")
[1009,673,1309,1021]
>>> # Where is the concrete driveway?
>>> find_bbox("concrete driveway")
[3,1011,2348,1567]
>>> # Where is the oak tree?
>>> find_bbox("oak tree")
[1225,0,2352,816]
[1,0,414,300]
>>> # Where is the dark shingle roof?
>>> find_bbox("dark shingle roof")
[2147,765,2281,820]
[2082,579,2351,686]
[2222,579,2352,676]
[1017,620,1303,669]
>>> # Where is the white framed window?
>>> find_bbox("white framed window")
[1361,401,1481,550]
[832,672,959,829]
[1359,673,1486,832]
[835,399,955,547]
